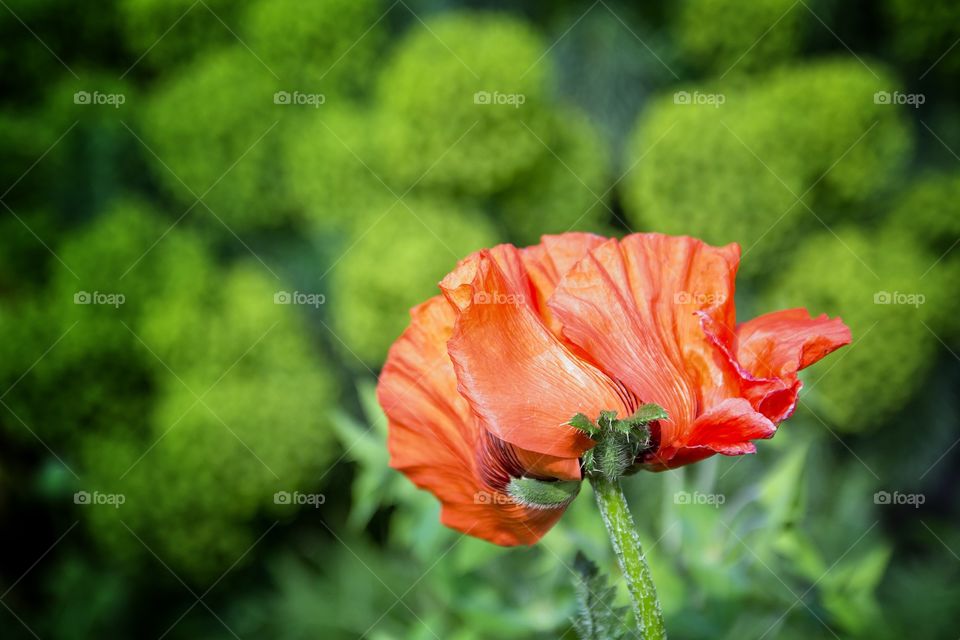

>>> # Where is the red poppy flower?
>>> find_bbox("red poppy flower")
[377,233,850,545]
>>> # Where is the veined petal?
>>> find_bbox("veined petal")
[702,308,852,423]
[380,296,577,546]
[683,397,777,454]
[736,308,852,379]
[644,398,777,470]
[521,232,607,336]
[549,234,741,465]
[441,248,626,459]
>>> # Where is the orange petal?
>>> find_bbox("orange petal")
[736,309,852,378]
[644,398,777,470]
[379,295,578,546]
[549,234,742,464]
[683,397,777,454]
[440,248,626,459]
[521,233,607,336]
[701,308,852,422]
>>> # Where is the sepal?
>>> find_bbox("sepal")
[506,477,581,509]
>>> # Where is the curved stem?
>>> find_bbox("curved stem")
[592,475,667,639]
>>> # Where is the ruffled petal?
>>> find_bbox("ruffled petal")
[548,234,742,465]
[644,398,777,470]
[683,397,778,454]
[521,233,607,336]
[738,309,851,422]
[736,309,852,379]
[440,248,627,459]
[701,308,852,423]
[380,296,576,546]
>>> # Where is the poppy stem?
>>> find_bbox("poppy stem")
[591,475,667,639]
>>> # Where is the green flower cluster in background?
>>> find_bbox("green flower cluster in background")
[1,0,959,638]
[674,0,808,75]
[142,49,288,231]
[118,0,238,70]
[767,228,945,432]
[331,199,499,366]
[621,59,912,276]
[1,201,337,580]
[375,12,554,196]
[883,0,960,78]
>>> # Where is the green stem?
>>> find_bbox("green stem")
[592,475,667,639]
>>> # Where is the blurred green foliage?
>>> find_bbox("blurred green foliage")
[375,12,553,196]
[1,201,338,581]
[622,58,912,276]
[496,109,612,243]
[883,0,960,78]
[889,173,960,340]
[1,0,958,638]
[766,228,944,432]
[675,0,807,74]
[244,0,384,95]
[140,48,290,231]
[331,200,499,366]
[119,0,238,69]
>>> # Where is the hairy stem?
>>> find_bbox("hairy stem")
[592,475,667,639]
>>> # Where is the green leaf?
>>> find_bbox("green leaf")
[581,448,595,474]
[628,403,668,424]
[330,379,403,531]
[506,477,581,508]
[572,552,634,640]
[821,542,892,634]
[568,413,600,436]
[608,419,635,436]
[598,410,620,429]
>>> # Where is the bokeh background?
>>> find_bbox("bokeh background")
[1,0,959,638]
